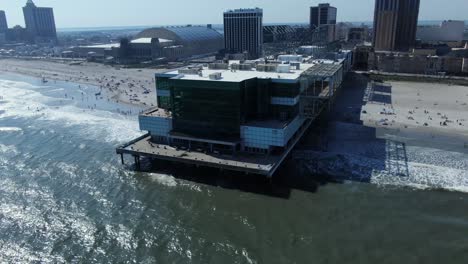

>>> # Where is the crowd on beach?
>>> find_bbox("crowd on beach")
[364,86,468,131]
[0,59,158,107]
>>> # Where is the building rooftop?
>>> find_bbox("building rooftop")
[159,58,346,83]
[81,43,120,49]
[224,8,263,14]
[161,60,320,83]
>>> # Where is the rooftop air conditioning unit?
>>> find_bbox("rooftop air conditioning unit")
[277,64,291,73]
[265,64,278,72]
[209,72,222,80]
[291,62,300,70]
[208,63,229,70]
[256,64,266,71]
[239,63,253,71]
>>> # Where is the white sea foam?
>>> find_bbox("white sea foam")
[147,173,177,187]
[318,151,468,194]
[0,78,142,143]
[0,127,23,132]
[0,144,18,155]
[105,224,137,250]
[323,121,468,194]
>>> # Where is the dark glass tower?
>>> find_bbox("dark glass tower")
[373,0,420,51]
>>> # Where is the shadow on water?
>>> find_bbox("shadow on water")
[134,159,295,199]
[295,72,409,184]
[127,73,410,199]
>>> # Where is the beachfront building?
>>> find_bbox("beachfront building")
[224,8,263,59]
[368,51,468,75]
[117,52,351,176]
[373,0,420,51]
[23,0,57,43]
[143,55,348,153]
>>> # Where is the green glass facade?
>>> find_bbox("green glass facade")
[155,76,301,140]
[156,77,171,110]
[171,79,243,139]
[270,82,300,98]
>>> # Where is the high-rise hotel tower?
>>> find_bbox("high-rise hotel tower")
[223,8,263,59]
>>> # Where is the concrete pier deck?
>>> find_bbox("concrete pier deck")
[116,119,313,177]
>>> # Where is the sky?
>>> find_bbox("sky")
[0,0,467,29]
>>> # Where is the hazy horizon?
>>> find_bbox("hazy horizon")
[1,0,467,29]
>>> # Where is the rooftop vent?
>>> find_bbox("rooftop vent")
[179,68,201,75]
[208,63,229,70]
[257,64,278,72]
[291,62,300,70]
[232,63,253,71]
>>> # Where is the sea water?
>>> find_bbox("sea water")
[0,73,467,263]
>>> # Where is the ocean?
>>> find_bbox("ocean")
[0,73,467,263]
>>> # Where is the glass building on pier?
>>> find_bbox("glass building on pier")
[139,53,351,155]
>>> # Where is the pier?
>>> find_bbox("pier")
[117,119,315,177]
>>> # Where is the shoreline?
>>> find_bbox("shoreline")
[0,58,164,108]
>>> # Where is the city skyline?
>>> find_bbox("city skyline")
[1,0,467,29]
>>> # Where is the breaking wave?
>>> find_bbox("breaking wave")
[0,78,142,143]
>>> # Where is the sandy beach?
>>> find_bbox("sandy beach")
[0,58,166,107]
[299,74,468,192]
[362,81,468,137]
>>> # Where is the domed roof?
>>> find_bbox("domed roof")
[136,26,223,44]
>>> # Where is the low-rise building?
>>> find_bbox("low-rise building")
[368,51,466,75]
[352,44,373,70]
[297,45,327,57]
[417,20,465,43]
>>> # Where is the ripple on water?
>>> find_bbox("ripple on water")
[0,177,97,262]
